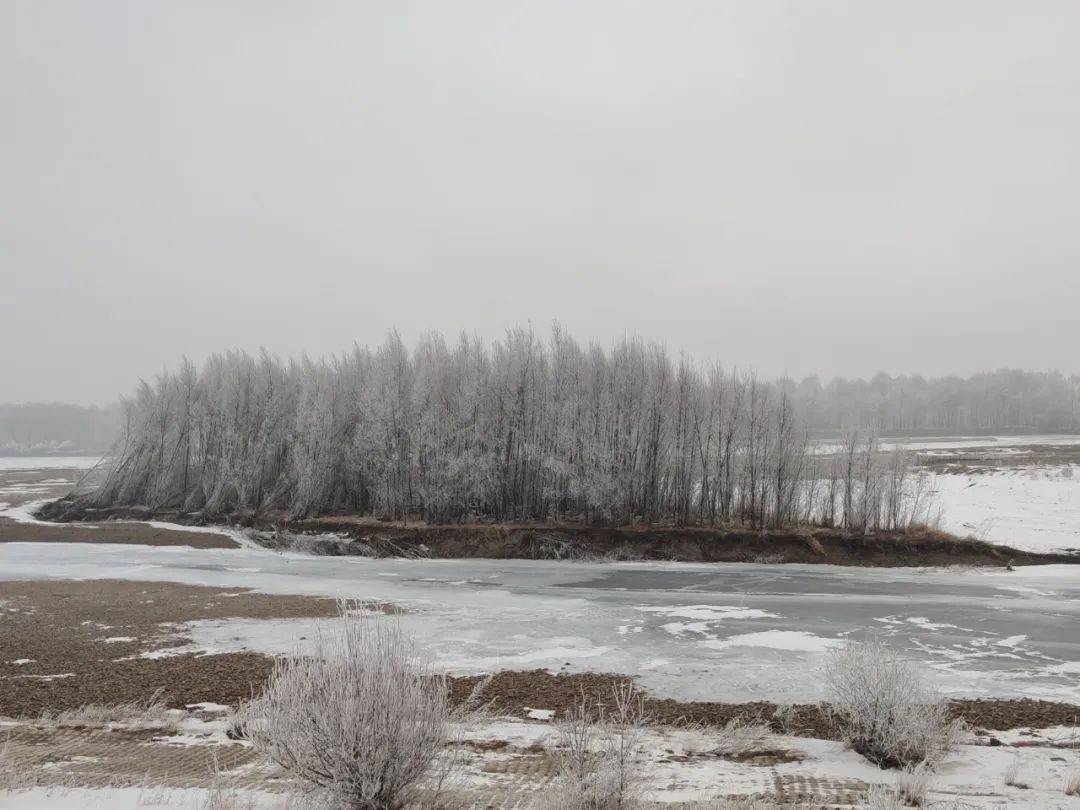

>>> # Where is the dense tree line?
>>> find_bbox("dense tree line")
[0,403,120,456]
[792,370,1080,434]
[84,327,930,532]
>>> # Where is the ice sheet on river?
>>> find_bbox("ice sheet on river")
[1,542,1077,705]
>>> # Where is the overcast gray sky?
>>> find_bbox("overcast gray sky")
[4,1,1079,405]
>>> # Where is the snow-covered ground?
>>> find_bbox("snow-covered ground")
[931,465,1080,553]
[807,433,1080,553]
[0,788,276,810]
[3,717,1079,809]
[812,433,1080,455]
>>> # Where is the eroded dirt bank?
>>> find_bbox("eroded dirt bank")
[283,519,1080,567]
[37,496,1080,566]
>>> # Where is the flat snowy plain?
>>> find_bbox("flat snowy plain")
[933,466,1080,552]
[814,434,1080,554]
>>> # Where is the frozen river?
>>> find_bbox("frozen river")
[1,540,1077,705]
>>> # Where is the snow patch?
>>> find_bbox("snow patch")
[638,605,782,621]
[14,672,76,681]
[703,631,844,652]
[996,634,1028,648]
[185,702,231,713]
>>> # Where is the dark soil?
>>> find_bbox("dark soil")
[0,468,237,548]
[5,652,279,719]
[0,517,239,548]
[0,578,339,717]
[448,669,1080,739]
[279,518,1080,567]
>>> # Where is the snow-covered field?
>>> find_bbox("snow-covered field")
[894,434,1080,553]
[887,434,1080,452]
[931,465,1080,553]
[809,434,1080,553]
[0,456,103,471]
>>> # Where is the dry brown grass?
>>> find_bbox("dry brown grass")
[40,688,181,732]
[1065,768,1080,797]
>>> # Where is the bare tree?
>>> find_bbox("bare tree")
[79,325,942,536]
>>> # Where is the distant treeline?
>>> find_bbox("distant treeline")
[0,403,119,456]
[83,328,935,532]
[792,370,1080,434]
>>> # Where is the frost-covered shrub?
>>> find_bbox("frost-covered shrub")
[237,608,463,810]
[1065,768,1080,796]
[895,761,933,806]
[824,640,963,769]
[546,684,646,810]
[0,740,37,792]
[1003,754,1024,788]
[711,717,774,757]
[860,785,906,810]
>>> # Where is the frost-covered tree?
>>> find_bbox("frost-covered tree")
[80,325,935,531]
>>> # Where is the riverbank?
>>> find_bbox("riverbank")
[32,495,1080,566]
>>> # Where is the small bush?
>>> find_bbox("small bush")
[770,703,799,733]
[546,683,646,810]
[861,785,905,810]
[1065,768,1080,796]
[824,639,963,768]
[0,739,37,792]
[895,761,932,806]
[1003,755,1024,789]
[711,717,774,757]
[199,783,260,810]
[237,605,464,810]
